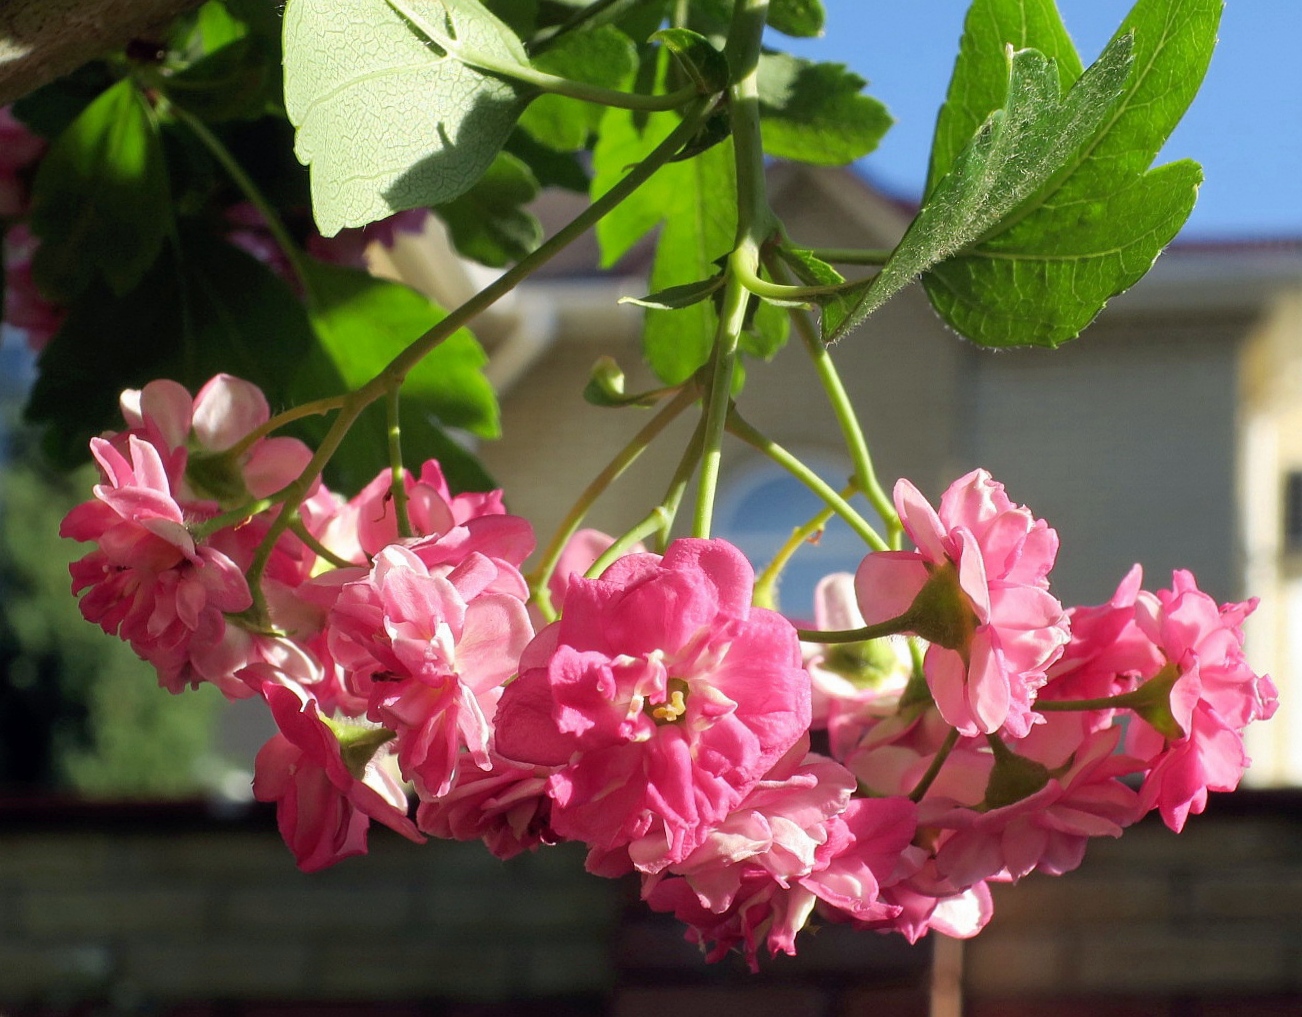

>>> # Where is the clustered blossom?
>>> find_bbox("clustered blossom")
[61,379,1279,970]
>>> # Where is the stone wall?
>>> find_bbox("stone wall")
[1,792,1300,1015]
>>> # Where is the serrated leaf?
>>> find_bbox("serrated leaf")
[283,0,530,236]
[826,36,1134,343]
[435,150,541,266]
[651,28,730,93]
[758,53,891,167]
[518,23,637,151]
[775,243,860,338]
[919,0,1220,348]
[291,259,498,493]
[768,0,825,38]
[619,275,723,310]
[28,80,171,302]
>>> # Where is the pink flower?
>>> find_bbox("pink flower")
[416,752,558,859]
[2,224,64,351]
[328,543,534,798]
[855,470,1069,739]
[1126,570,1278,831]
[115,374,313,504]
[61,436,253,697]
[494,538,812,875]
[801,572,911,759]
[251,674,424,872]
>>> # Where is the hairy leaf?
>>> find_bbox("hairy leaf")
[758,52,892,166]
[283,0,530,235]
[920,0,1219,347]
[826,34,1134,342]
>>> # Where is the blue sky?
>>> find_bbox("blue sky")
[781,0,1302,240]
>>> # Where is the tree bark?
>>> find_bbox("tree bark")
[0,0,204,106]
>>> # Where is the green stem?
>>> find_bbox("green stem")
[167,102,313,300]
[386,387,412,539]
[528,385,697,616]
[766,254,901,547]
[654,415,707,553]
[807,247,893,266]
[726,408,889,551]
[753,489,849,610]
[387,0,698,111]
[733,258,849,302]
[1035,685,1156,713]
[224,394,349,461]
[692,0,775,540]
[908,727,960,803]
[289,517,358,570]
[795,611,914,644]
[245,97,719,597]
[587,507,672,578]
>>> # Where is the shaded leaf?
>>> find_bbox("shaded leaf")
[291,260,498,493]
[518,23,637,150]
[283,0,530,235]
[504,128,589,191]
[28,80,171,301]
[435,150,542,266]
[758,53,890,166]
[652,28,730,94]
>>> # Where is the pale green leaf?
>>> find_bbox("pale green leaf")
[283,0,530,235]
[768,0,825,38]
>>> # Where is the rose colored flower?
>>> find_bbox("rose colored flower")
[328,543,533,798]
[116,374,313,504]
[251,673,424,872]
[61,436,253,697]
[644,774,915,969]
[801,572,912,760]
[494,538,812,875]
[416,752,558,859]
[1126,570,1278,832]
[855,470,1069,739]
[927,726,1143,887]
[2,224,64,351]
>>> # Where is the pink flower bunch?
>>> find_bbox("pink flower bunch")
[62,392,1280,967]
[0,106,44,218]
[2,223,64,351]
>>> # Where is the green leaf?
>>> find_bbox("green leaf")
[591,96,738,384]
[618,275,724,310]
[774,244,861,337]
[518,23,637,151]
[504,128,589,191]
[165,37,280,122]
[283,0,530,236]
[435,150,542,266]
[26,236,316,467]
[825,35,1135,343]
[291,260,498,493]
[28,80,171,302]
[742,298,789,361]
[768,0,825,38]
[758,53,891,166]
[651,28,730,94]
[926,0,1083,196]
[919,0,1219,348]
[11,64,115,139]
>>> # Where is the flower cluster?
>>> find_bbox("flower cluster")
[62,380,1278,967]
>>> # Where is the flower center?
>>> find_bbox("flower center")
[648,677,690,725]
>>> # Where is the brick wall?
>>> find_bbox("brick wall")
[2,792,1300,1015]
